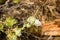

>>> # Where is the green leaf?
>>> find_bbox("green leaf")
[5,17,17,28]
[13,0,20,4]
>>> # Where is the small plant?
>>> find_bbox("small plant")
[27,16,41,27]
[27,16,36,25]
[13,26,22,37]
[7,32,17,40]
[0,16,41,40]
[5,17,17,28]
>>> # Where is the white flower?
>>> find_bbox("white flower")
[34,19,41,26]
